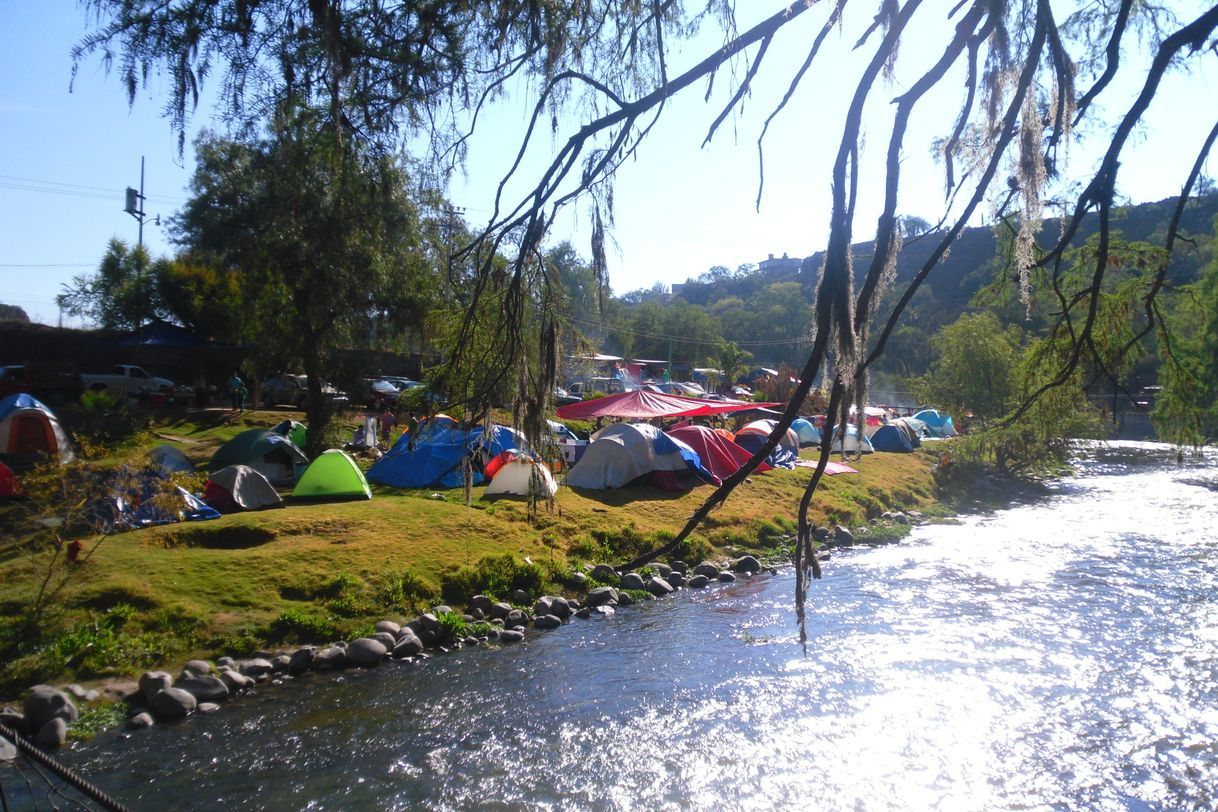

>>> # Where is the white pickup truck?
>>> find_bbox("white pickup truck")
[80,364,174,395]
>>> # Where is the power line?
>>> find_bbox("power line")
[0,173,183,205]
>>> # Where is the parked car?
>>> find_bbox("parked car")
[0,363,81,402]
[262,374,349,409]
[80,364,174,395]
[554,386,582,406]
[364,378,403,409]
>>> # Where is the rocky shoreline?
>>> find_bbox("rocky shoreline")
[0,515,921,754]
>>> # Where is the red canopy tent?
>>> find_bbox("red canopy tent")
[556,390,779,421]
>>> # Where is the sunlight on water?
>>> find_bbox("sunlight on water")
[47,443,1218,810]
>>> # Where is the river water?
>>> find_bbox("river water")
[43,442,1218,809]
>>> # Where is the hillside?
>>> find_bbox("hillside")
[649,195,1218,373]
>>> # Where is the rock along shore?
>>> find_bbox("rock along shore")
[0,512,926,753]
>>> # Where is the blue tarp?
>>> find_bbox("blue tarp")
[732,432,799,469]
[367,420,527,489]
[89,468,220,531]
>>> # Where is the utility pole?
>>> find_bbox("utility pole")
[124,156,148,249]
[440,204,465,298]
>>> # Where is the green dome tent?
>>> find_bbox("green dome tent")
[208,429,308,486]
[293,449,372,501]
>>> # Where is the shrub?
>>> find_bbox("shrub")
[440,553,547,605]
[269,608,341,643]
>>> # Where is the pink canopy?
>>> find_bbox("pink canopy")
[556,390,778,421]
[668,425,772,481]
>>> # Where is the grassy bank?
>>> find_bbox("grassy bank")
[0,407,945,698]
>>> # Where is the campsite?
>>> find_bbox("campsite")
[0,395,946,705]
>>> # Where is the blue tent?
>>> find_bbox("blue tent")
[913,409,958,437]
[367,419,527,489]
[870,424,914,452]
[790,418,821,447]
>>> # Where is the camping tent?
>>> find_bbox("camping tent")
[0,393,73,468]
[790,418,821,447]
[485,458,559,498]
[888,417,927,448]
[148,445,195,474]
[270,419,309,450]
[828,423,875,455]
[204,464,283,512]
[367,420,524,489]
[912,409,959,437]
[208,429,308,486]
[293,450,372,501]
[565,423,714,490]
[732,419,800,468]
[870,424,915,452]
[556,389,775,421]
[668,425,771,481]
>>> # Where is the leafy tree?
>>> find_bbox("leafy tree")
[173,112,434,456]
[917,312,1022,425]
[1154,223,1218,446]
[57,239,162,329]
[153,254,243,339]
[79,0,1218,637]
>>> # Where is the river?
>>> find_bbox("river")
[32,442,1218,809]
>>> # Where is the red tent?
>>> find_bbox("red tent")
[669,425,772,481]
[556,390,778,421]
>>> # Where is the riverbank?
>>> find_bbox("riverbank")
[0,408,946,713]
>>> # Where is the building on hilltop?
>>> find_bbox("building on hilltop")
[758,253,803,276]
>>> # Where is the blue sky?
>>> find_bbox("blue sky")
[2,1,1214,327]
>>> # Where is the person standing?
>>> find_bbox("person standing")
[227,371,245,411]
[380,406,396,447]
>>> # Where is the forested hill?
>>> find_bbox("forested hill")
[643,195,1217,370]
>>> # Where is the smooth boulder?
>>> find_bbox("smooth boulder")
[149,687,197,720]
[34,718,68,749]
[176,675,229,703]
[346,638,388,668]
[23,686,78,732]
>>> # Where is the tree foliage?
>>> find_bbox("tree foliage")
[57,239,161,330]
[172,110,435,455]
[78,0,1218,640]
[917,312,1022,425]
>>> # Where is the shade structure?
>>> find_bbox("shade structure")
[556,389,776,421]
[668,425,771,481]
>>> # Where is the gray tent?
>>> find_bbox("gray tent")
[203,464,284,513]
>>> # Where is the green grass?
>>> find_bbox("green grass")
[0,410,943,699]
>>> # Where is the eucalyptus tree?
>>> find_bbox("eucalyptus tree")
[78,0,1218,637]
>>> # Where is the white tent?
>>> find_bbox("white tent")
[566,423,696,490]
[734,419,800,453]
[485,458,558,498]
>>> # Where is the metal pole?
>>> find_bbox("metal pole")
[138,156,145,249]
